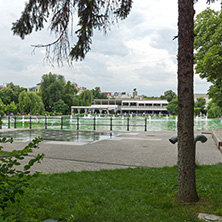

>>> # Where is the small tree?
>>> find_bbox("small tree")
[194,97,206,116]
[5,101,17,115]
[160,90,177,102]
[53,99,68,114]
[167,98,178,115]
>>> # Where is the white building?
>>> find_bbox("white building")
[71,98,168,116]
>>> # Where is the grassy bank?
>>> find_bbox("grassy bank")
[4,164,222,221]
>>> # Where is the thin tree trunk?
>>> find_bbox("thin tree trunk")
[177,0,199,202]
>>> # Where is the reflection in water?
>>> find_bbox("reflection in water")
[0,129,115,142]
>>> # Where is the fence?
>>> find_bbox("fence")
[0,116,149,131]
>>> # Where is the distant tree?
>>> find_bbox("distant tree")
[91,87,107,99]
[207,101,222,118]
[28,92,45,115]
[5,101,17,115]
[73,97,80,106]
[18,91,44,114]
[52,99,68,114]
[194,97,206,116]
[0,99,6,116]
[143,96,160,100]
[40,73,66,111]
[18,91,31,114]
[64,81,78,95]
[62,94,75,114]
[0,83,26,105]
[160,90,177,102]
[167,98,178,115]
[79,90,93,106]
[62,81,78,114]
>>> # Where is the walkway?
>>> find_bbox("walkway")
[2,130,222,174]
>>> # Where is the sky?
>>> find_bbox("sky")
[0,0,221,97]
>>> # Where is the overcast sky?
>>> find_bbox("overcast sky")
[0,0,221,96]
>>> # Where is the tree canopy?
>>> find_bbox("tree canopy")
[194,7,222,84]
[40,73,66,111]
[194,6,222,108]
[160,90,177,102]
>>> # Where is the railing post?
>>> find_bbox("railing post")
[110,117,112,131]
[77,117,79,130]
[145,118,147,131]
[127,117,129,131]
[8,116,10,129]
[29,116,32,129]
[14,116,17,128]
[61,116,63,129]
[0,116,2,129]
[45,115,47,129]
[93,117,96,131]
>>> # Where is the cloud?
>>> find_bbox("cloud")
[0,0,221,96]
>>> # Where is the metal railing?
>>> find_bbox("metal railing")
[0,116,148,131]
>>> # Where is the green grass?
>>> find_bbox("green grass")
[4,164,222,221]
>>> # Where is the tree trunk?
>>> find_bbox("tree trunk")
[177,0,199,202]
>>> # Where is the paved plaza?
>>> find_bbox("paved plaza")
[2,130,222,174]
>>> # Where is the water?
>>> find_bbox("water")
[0,129,114,142]
[1,116,222,132]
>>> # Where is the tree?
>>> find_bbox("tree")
[12,0,217,203]
[18,91,31,114]
[62,81,78,114]
[208,82,222,107]
[194,97,206,116]
[40,73,66,111]
[207,101,222,118]
[0,83,26,105]
[5,101,17,115]
[160,90,177,102]
[64,81,78,95]
[0,99,5,116]
[12,0,132,63]
[194,7,222,108]
[194,7,222,83]
[53,99,68,114]
[18,91,45,115]
[79,90,93,106]
[28,92,45,115]
[91,87,108,99]
[167,98,178,115]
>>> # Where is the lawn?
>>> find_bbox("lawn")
[3,164,222,222]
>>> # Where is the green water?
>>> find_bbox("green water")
[1,116,222,131]
[0,129,114,142]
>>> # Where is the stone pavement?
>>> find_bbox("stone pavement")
[2,130,222,174]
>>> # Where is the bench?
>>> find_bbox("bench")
[212,128,222,149]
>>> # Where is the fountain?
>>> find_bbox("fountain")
[148,115,151,122]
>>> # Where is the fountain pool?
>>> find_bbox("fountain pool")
[0,129,115,142]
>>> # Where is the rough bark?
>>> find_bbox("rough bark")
[177,0,199,202]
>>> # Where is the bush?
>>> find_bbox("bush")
[0,137,44,221]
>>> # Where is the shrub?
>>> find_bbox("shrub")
[0,137,44,220]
